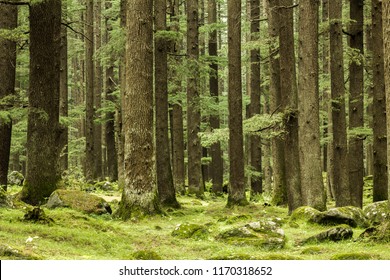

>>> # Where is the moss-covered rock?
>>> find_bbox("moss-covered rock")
[363,201,389,225]
[359,219,390,242]
[46,189,112,215]
[289,206,323,224]
[299,225,353,245]
[171,223,210,240]
[216,220,286,250]
[7,171,24,186]
[132,250,162,260]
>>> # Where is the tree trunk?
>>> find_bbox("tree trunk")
[279,0,302,213]
[208,0,223,195]
[186,0,204,196]
[329,0,350,206]
[59,3,68,173]
[383,0,390,209]
[372,0,388,202]
[297,0,326,211]
[348,0,364,208]
[0,4,17,190]
[227,0,248,207]
[248,0,262,199]
[85,0,95,182]
[94,0,103,180]
[155,0,179,208]
[116,0,160,220]
[22,0,62,205]
[267,0,287,206]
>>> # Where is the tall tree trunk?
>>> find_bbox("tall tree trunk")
[383,0,390,209]
[208,0,223,195]
[85,0,95,182]
[267,0,287,206]
[227,0,248,207]
[0,4,17,191]
[329,0,350,206]
[104,0,118,182]
[169,0,186,195]
[348,0,364,208]
[116,0,160,220]
[298,0,326,211]
[94,0,103,180]
[279,0,302,213]
[59,3,68,173]
[372,0,388,201]
[22,0,62,205]
[248,0,262,199]
[186,0,204,196]
[155,0,179,208]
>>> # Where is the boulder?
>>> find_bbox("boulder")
[216,220,286,250]
[7,171,24,186]
[171,223,210,240]
[290,206,370,228]
[46,189,112,215]
[300,225,353,245]
[358,219,390,242]
[363,201,389,225]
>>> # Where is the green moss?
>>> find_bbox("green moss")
[171,223,210,240]
[331,252,381,260]
[132,250,162,260]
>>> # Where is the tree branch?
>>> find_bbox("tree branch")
[0,0,29,5]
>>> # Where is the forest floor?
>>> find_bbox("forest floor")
[0,182,389,260]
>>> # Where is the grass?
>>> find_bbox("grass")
[0,184,389,260]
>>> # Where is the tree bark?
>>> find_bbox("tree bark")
[329,0,350,206]
[155,0,179,207]
[372,0,388,202]
[279,0,302,213]
[186,0,204,196]
[116,0,160,220]
[348,0,364,208]
[22,0,62,205]
[0,4,17,190]
[227,0,248,207]
[208,0,223,195]
[297,0,326,211]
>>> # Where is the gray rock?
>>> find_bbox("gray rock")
[7,171,24,186]
[300,225,353,244]
[363,201,389,225]
[217,220,286,250]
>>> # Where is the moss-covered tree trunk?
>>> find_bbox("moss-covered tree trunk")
[155,0,179,208]
[22,0,62,205]
[0,4,17,191]
[116,0,160,220]
[227,0,248,207]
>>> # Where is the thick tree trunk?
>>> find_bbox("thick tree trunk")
[186,0,204,196]
[227,0,248,207]
[297,0,326,211]
[372,0,388,202]
[279,0,302,213]
[208,0,223,195]
[0,4,17,190]
[22,0,62,205]
[155,0,179,208]
[116,0,160,220]
[329,0,350,206]
[348,0,364,208]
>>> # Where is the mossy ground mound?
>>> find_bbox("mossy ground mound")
[171,223,210,240]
